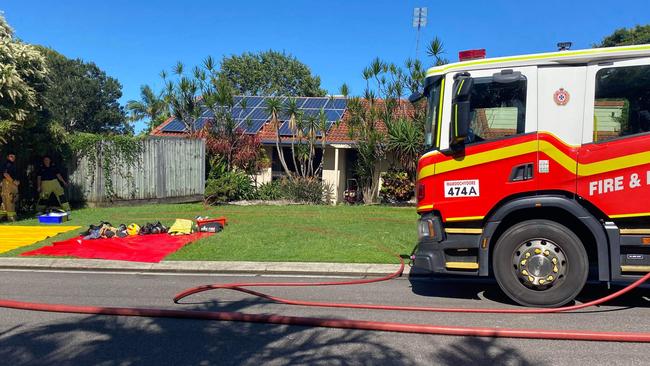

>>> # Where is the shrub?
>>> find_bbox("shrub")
[205,171,256,203]
[257,180,282,201]
[279,177,332,204]
[380,170,414,203]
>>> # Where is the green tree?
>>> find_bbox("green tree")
[220,50,326,96]
[595,25,650,47]
[162,62,202,135]
[126,85,169,133]
[426,36,450,66]
[0,15,48,143]
[345,56,427,202]
[36,46,129,134]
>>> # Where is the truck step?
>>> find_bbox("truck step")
[445,262,479,270]
[619,228,650,235]
[621,265,650,273]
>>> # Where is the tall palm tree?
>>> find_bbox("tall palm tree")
[126,85,169,132]
[283,98,301,175]
[265,96,291,177]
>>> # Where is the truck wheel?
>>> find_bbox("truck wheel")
[492,219,588,307]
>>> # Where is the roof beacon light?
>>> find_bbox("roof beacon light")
[557,42,573,51]
[458,49,486,62]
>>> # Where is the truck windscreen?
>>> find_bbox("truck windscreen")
[425,78,443,149]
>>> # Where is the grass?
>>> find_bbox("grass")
[0,203,418,263]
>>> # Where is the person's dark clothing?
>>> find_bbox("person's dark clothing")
[3,160,17,180]
[39,165,60,181]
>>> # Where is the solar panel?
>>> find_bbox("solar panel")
[162,119,186,132]
[232,96,244,106]
[237,119,267,134]
[161,95,348,136]
[327,98,347,110]
[194,117,209,130]
[278,121,294,136]
[201,109,216,118]
[247,107,269,120]
[321,109,341,122]
[302,97,328,109]
[239,96,264,109]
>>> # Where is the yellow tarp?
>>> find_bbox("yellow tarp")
[0,225,80,254]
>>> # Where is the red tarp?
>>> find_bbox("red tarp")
[21,232,212,263]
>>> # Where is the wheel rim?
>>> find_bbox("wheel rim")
[512,238,567,290]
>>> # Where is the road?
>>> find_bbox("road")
[0,270,648,366]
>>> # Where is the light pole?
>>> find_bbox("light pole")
[413,7,428,59]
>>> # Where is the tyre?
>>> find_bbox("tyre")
[492,219,589,307]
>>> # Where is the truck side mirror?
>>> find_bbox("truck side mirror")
[450,76,473,144]
[408,91,424,103]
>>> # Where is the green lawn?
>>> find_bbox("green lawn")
[0,203,417,263]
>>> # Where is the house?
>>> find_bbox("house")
[150,96,416,203]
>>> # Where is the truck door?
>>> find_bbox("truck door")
[433,66,538,222]
[578,59,650,220]
[536,66,586,194]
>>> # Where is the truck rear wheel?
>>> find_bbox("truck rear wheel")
[492,219,588,307]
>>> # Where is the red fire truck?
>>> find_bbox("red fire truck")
[411,45,650,307]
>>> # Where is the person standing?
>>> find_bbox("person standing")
[1,153,19,222]
[36,156,71,213]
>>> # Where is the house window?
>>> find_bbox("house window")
[464,75,527,144]
[594,64,650,142]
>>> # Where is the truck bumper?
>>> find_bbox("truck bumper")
[412,214,483,276]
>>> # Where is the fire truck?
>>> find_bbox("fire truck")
[411,44,650,307]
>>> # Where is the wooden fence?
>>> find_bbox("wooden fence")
[68,137,205,206]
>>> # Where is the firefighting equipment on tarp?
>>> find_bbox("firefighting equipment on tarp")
[127,224,141,236]
[168,219,195,236]
[36,179,71,213]
[1,179,18,222]
[139,222,168,235]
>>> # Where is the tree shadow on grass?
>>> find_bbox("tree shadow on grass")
[0,298,417,366]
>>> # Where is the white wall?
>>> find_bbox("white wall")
[254,146,273,187]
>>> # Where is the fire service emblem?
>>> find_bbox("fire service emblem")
[553,88,570,106]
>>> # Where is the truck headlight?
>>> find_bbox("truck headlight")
[418,218,435,240]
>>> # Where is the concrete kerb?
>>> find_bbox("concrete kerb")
[0,258,410,277]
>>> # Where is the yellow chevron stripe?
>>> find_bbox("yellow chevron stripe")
[419,139,650,179]
[433,140,538,177]
[609,212,650,219]
[446,215,484,222]
[538,140,576,174]
[416,204,434,212]
[579,150,650,176]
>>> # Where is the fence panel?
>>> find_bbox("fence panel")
[68,137,205,205]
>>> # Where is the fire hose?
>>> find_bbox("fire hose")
[1,255,650,342]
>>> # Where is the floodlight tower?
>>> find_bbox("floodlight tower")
[413,7,428,59]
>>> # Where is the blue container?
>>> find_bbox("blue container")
[38,212,70,224]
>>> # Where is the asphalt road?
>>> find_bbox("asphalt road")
[0,270,648,366]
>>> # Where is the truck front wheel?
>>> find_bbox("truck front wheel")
[492,219,588,307]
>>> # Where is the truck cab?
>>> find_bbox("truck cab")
[413,45,650,307]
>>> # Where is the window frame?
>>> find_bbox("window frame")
[438,66,537,150]
[583,57,650,144]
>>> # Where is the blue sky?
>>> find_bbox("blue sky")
[2,0,648,132]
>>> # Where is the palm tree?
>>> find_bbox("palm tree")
[426,36,449,66]
[284,98,301,175]
[126,85,169,132]
[266,96,292,177]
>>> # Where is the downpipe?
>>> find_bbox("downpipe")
[2,255,650,343]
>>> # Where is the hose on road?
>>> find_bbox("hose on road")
[1,255,650,343]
